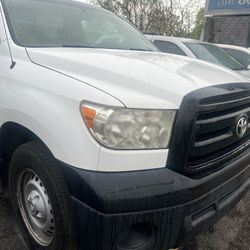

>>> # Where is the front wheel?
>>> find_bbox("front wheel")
[9,141,76,250]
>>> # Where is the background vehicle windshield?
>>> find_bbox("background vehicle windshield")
[2,0,156,51]
[185,43,245,71]
[223,48,250,69]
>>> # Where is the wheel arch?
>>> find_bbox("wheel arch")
[0,119,63,162]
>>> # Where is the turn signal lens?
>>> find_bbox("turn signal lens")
[81,106,96,128]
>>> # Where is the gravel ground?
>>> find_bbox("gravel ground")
[0,192,249,250]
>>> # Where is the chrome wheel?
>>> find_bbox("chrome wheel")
[17,169,55,246]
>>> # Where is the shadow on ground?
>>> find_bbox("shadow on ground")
[0,192,249,250]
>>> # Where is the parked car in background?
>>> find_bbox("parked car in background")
[146,35,250,79]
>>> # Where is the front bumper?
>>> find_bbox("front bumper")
[60,153,250,250]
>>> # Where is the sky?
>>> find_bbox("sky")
[75,0,206,7]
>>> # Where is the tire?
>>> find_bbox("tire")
[9,141,77,250]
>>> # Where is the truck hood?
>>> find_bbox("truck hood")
[27,48,246,109]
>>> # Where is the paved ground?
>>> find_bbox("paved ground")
[0,192,249,250]
[0,194,26,250]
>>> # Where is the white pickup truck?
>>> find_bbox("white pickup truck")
[0,1,249,250]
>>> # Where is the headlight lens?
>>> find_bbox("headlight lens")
[81,103,176,150]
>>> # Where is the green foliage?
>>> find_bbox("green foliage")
[190,8,205,39]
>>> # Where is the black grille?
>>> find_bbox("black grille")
[167,83,250,177]
[188,91,250,172]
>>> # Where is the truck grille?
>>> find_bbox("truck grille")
[187,104,250,170]
[167,83,250,176]
[187,92,250,172]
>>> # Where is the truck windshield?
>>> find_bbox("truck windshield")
[2,0,156,51]
[185,43,245,71]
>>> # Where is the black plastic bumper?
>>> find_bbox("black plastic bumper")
[60,154,250,250]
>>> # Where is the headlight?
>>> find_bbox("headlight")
[81,102,176,150]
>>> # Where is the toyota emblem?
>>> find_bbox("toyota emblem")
[236,115,248,138]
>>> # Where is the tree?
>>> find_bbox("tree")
[92,0,168,34]
[190,8,205,39]
[92,0,205,38]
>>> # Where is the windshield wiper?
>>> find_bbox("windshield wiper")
[62,45,153,51]
[62,45,95,48]
[234,67,247,71]
[129,48,153,52]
